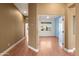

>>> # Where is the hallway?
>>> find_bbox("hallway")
[7,37,75,56]
[0,3,78,56]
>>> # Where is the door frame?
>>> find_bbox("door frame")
[37,15,65,49]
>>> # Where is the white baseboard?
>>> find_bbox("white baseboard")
[0,37,25,56]
[28,45,39,52]
[59,43,63,48]
[64,48,76,53]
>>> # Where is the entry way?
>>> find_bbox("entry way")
[38,15,65,47]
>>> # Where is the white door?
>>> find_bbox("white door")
[59,17,64,47]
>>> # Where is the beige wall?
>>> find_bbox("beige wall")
[65,4,76,49]
[28,4,38,49]
[37,3,66,15]
[0,4,24,53]
[75,4,79,55]
[67,8,75,49]
[65,6,69,48]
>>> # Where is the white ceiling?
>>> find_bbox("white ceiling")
[14,3,28,16]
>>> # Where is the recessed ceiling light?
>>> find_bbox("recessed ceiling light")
[23,11,27,13]
[46,16,50,19]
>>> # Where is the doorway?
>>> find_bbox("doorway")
[38,15,65,48]
[25,23,28,44]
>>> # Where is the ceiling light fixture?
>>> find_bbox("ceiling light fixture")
[23,11,27,13]
[46,16,50,19]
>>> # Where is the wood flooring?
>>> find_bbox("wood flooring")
[5,36,75,56]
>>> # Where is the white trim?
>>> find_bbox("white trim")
[28,45,39,52]
[0,37,25,56]
[64,48,76,53]
[59,43,63,48]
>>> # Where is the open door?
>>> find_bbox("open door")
[59,16,64,48]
